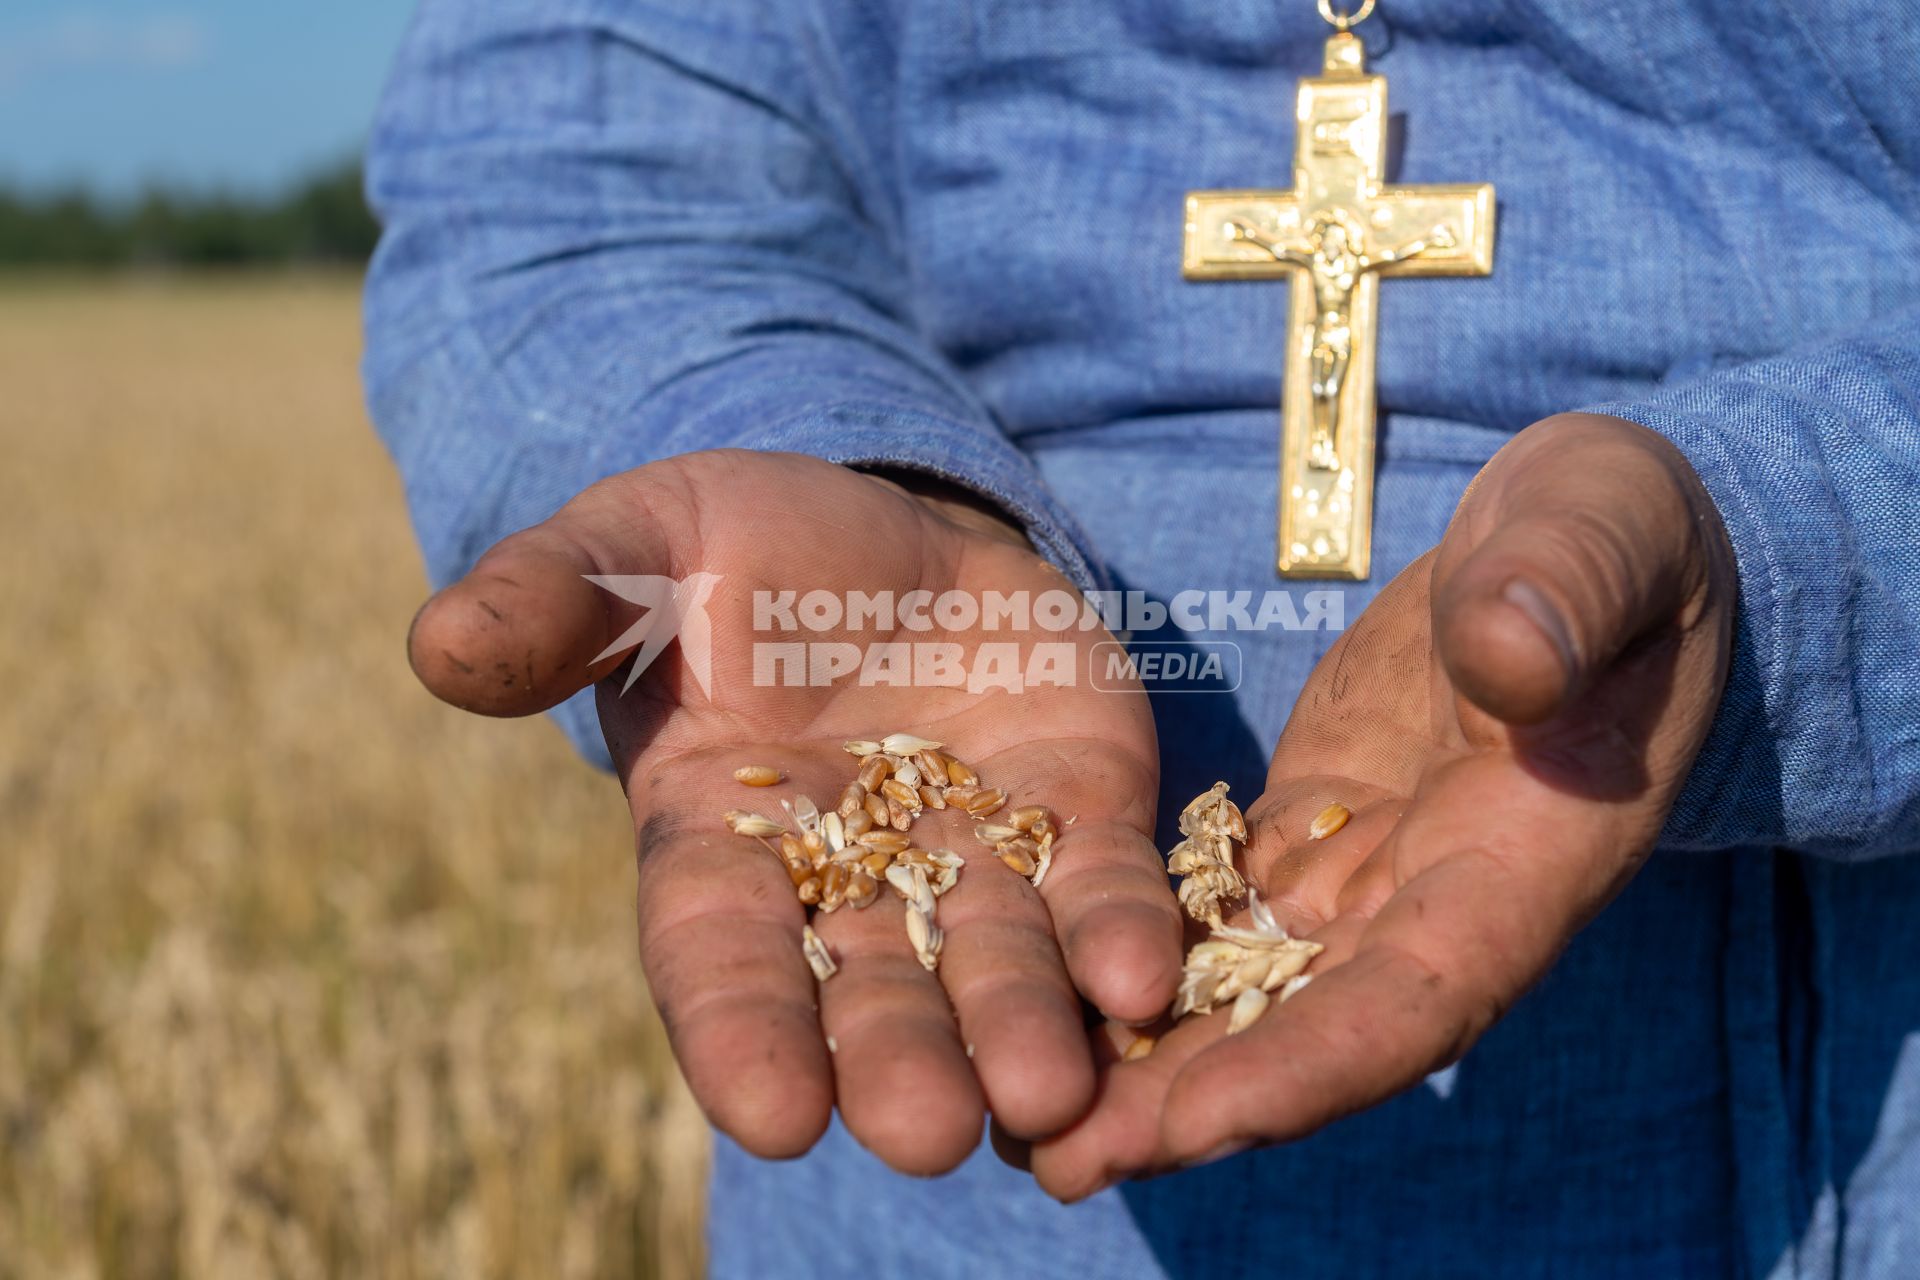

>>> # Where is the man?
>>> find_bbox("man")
[363,0,1920,1274]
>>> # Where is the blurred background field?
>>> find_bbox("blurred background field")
[0,276,708,1278]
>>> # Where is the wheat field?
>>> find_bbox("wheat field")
[0,276,707,1280]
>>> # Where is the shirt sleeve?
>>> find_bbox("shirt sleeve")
[361,0,1107,765]
[1584,306,1920,860]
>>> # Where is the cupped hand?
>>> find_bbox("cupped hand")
[406,450,1181,1175]
[1030,413,1736,1198]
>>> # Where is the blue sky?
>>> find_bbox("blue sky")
[0,2,414,198]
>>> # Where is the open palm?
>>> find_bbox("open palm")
[1030,414,1736,1197]
[407,449,1181,1174]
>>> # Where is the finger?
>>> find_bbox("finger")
[1432,414,1713,724]
[1046,817,1185,1022]
[1027,909,1363,1201]
[1029,1018,1197,1202]
[632,800,834,1161]
[989,1117,1034,1171]
[984,740,1183,1024]
[408,473,675,716]
[1156,752,1620,1165]
[929,850,1096,1139]
[1155,925,1492,1167]
[1243,781,1399,923]
[811,889,986,1176]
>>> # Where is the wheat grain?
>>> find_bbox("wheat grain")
[1008,805,1048,832]
[914,749,949,784]
[802,926,838,981]
[886,796,914,831]
[819,864,849,913]
[733,765,784,787]
[1010,803,1057,842]
[1309,802,1351,840]
[1226,986,1270,1035]
[722,810,785,838]
[962,788,1007,818]
[904,905,942,972]
[790,793,821,831]
[857,754,892,793]
[928,850,964,896]
[719,731,1067,976]
[884,864,918,902]
[855,830,909,855]
[1031,831,1055,888]
[996,843,1038,877]
[906,866,937,917]
[1001,834,1042,861]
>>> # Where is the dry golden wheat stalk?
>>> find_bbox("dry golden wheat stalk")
[0,278,705,1280]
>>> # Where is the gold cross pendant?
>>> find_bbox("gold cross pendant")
[1184,31,1495,580]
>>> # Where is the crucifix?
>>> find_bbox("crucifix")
[1183,8,1495,580]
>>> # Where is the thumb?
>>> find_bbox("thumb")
[407,474,676,717]
[1431,414,1715,725]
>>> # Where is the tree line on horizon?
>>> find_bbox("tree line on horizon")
[0,159,379,269]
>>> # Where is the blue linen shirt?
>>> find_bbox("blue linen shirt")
[363,2,1920,1275]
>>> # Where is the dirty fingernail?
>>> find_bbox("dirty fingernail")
[1501,578,1576,671]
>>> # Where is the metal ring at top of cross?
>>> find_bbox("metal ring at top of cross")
[1317,0,1376,32]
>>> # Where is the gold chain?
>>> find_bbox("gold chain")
[1317,0,1376,31]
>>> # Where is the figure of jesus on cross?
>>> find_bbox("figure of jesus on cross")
[1225,210,1457,472]
[1184,29,1494,579]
